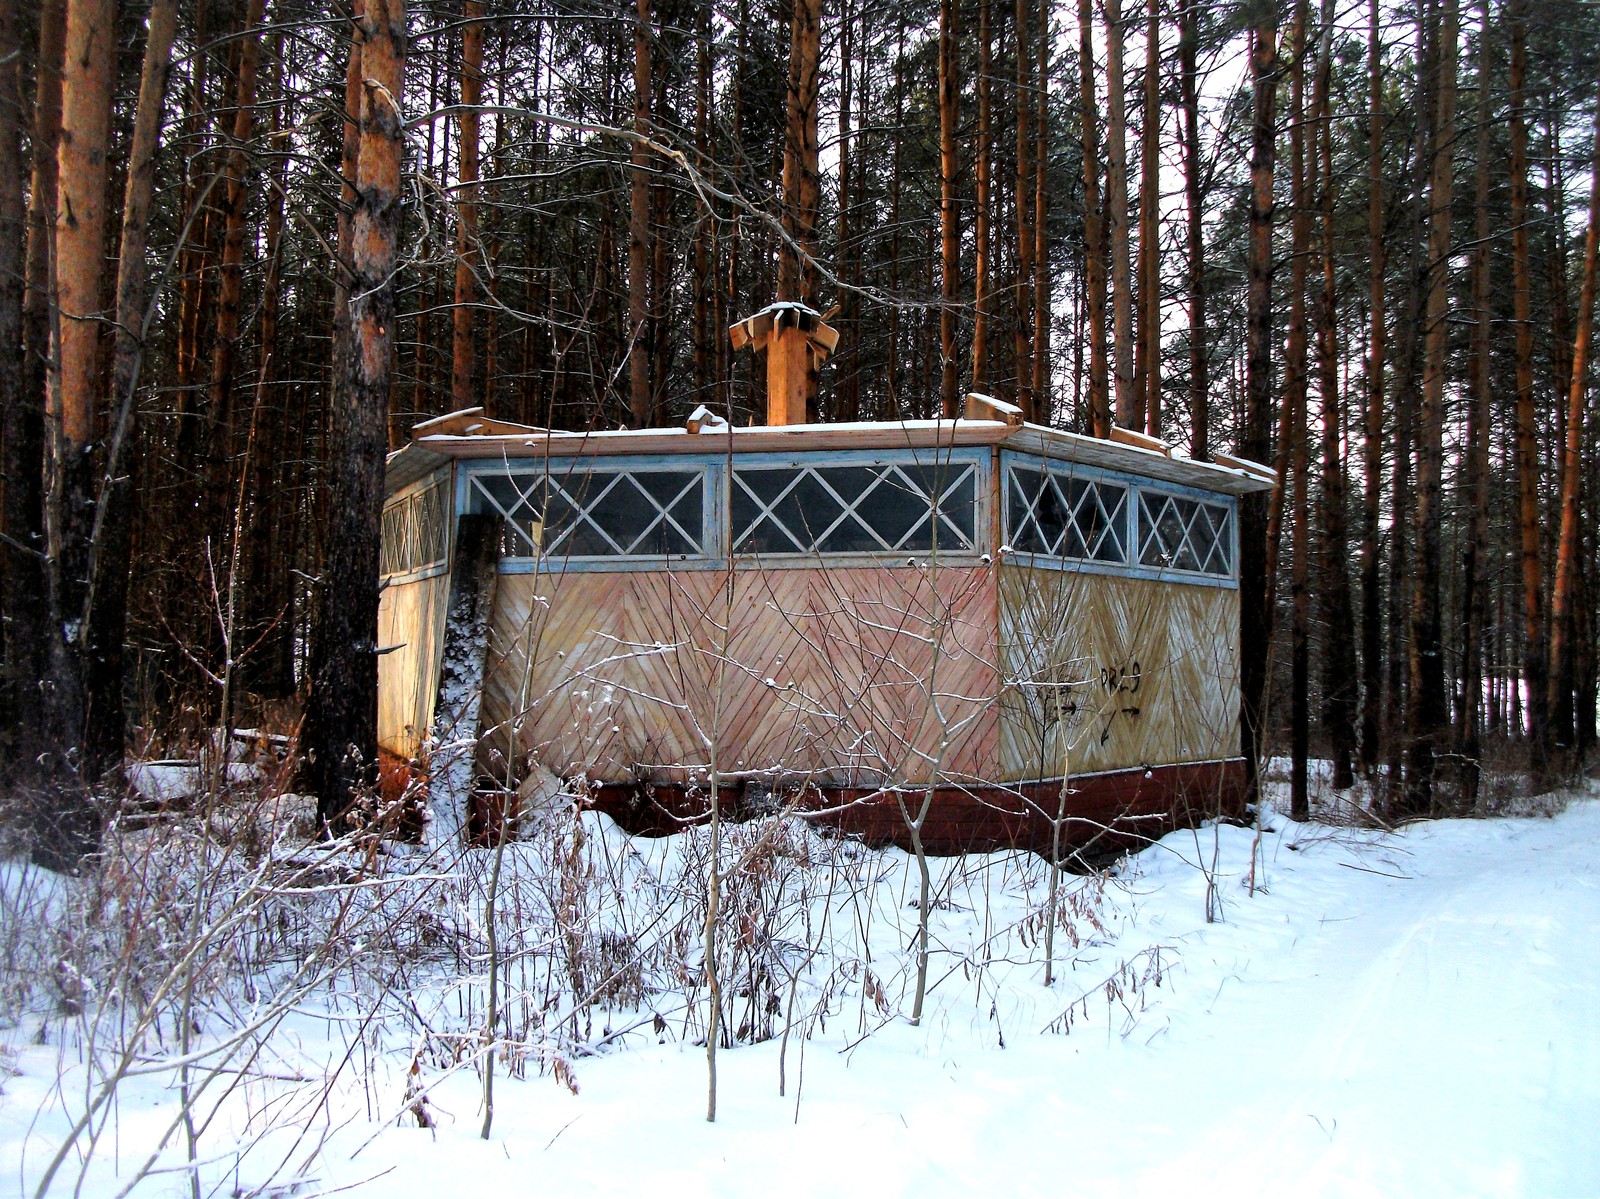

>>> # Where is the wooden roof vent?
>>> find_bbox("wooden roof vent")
[729,302,840,426]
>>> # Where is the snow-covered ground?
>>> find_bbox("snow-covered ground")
[3,788,1597,1198]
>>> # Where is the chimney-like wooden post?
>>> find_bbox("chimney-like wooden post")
[730,302,839,425]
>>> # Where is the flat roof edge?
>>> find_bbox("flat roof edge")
[1000,424,1277,496]
[384,443,452,494]
[394,415,1276,496]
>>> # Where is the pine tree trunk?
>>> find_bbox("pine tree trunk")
[1105,0,1135,428]
[1136,0,1160,436]
[780,0,821,306]
[1078,0,1110,437]
[1405,0,1458,815]
[778,0,822,410]
[306,0,407,830]
[628,0,652,426]
[1547,103,1600,767]
[1032,9,1050,411]
[1314,0,1356,792]
[206,0,267,458]
[39,0,118,866]
[1179,0,1206,459]
[2,0,64,759]
[1286,0,1311,822]
[453,0,484,411]
[1239,19,1278,804]
[691,0,712,410]
[939,0,960,417]
[0,0,29,747]
[83,0,180,783]
[1458,0,1494,803]
[972,0,991,393]
[1014,0,1035,419]
[1359,0,1385,773]
[242,38,294,699]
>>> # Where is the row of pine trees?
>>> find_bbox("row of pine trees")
[1,0,1597,858]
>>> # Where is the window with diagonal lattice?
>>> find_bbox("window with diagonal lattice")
[730,460,979,556]
[1006,465,1129,564]
[1136,491,1233,576]
[380,476,450,579]
[467,465,709,561]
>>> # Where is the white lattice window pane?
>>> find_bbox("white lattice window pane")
[472,474,545,556]
[379,503,403,576]
[892,463,978,551]
[1007,466,1051,554]
[416,481,449,565]
[733,462,978,556]
[1005,464,1128,565]
[1198,504,1233,574]
[381,479,451,578]
[1138,492,1232,576]
[472,466,707,560]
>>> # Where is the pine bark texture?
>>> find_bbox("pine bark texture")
[84,0,180,783]
[1179,0,1206,459]
[3,0,65,758]
[972,0,991,393]
[1547,105,1600,759]
[1359,0,1385,772]
[306,0,407,828]
[1105,0,1134,428]
[628,0,651,426]
[1238,19,1278,803]
[1507,0,1547,783]
[1314,0,1356,792]
[39,0,118,864]
[1404,0,1458,815]
[939,0,960,418]
[1286,0,1310,821]
[1013,0,1035,420]
[454,0,485,411]
[1458,0,1494,801]
[0,0,31,749]
[1136,0,1160,436]
[1078,0,1110,437]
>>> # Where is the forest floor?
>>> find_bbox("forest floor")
[2,777,1597,1198]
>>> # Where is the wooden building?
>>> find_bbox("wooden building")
[377,308,1275,855]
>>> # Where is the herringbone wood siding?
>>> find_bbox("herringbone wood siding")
[480,565,1002,786]
[999,566,1241,778]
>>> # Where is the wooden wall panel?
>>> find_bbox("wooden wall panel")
[480,565,1002,788]
[377,571,451,759]
[998,566,1241,779]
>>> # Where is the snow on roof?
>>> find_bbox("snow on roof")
[394,408,1277,497]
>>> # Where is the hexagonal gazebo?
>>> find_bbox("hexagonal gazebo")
[375,379,1275,856]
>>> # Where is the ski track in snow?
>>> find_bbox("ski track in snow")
[1124,809,1600,1198]
[3,797,1598,1198]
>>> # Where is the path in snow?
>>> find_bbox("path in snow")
[1107,805,1600,1197]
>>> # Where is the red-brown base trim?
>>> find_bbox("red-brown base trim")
[584,759,1248,858]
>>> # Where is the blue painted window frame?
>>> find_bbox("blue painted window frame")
[460,447,993,573]
[1000,450,1239,588]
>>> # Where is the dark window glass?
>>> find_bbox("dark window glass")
[733,461,978,556]
[1069,478,1126,563]
[472,467,706,560]
[1006,463,1127,565]
[1137,492,1233,576]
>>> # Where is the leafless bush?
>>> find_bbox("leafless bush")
[3,716,1162,1191]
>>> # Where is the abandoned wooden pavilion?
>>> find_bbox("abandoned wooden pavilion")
[376,304,1277,855]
